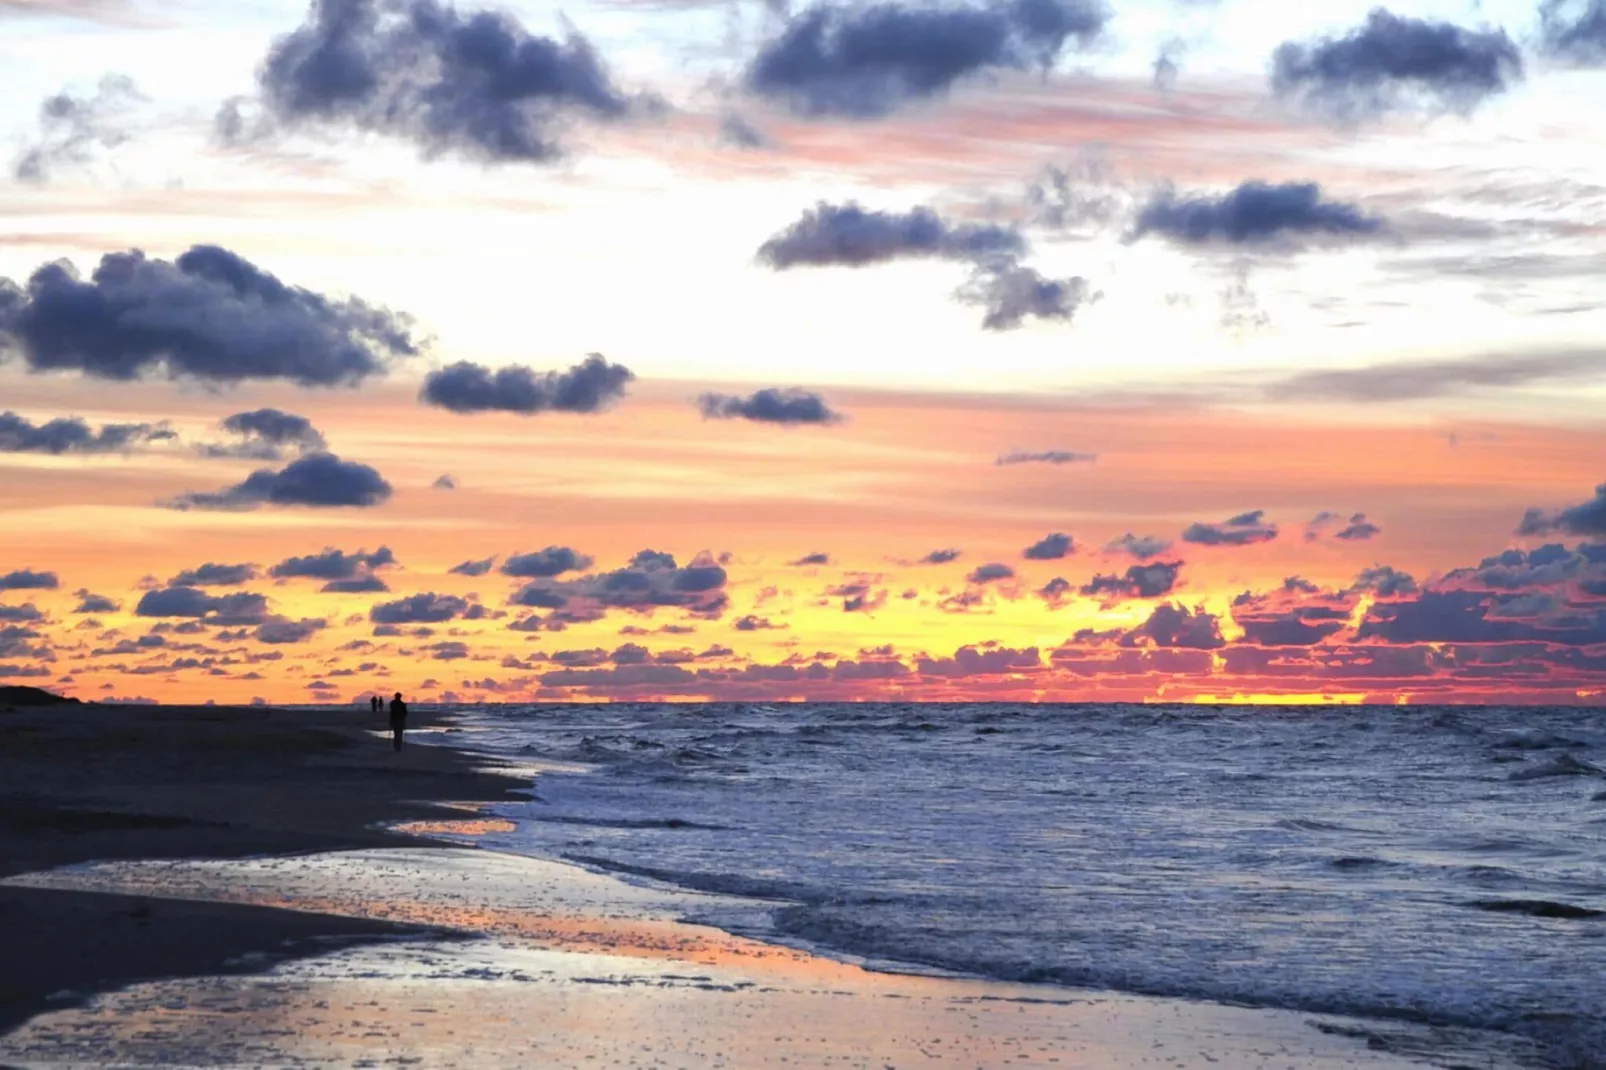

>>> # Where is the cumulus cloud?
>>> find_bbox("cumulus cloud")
[915,644,1041,677]
[169,562,258,587]
[73,589,119,613]
[1306,511,1381,542]
[1123,603,1225,649]
[167,453,392,510]
[270,546,397,580]
[449,556,496,577]
[370,592,470,624]
[0,245,416,386]
[421,355,633,415]
[511,549,729,620]
[698,388,843,424]
[502,547,594,578]
[134,587,269,623]
[967,562,1016,583]
[1131,181,1383,246]
[1541,0,1606,64]
[433,473,458,490]
[734,613,783,631]
[321,575,390,593]
[1023,532,1074,560]
[1518,483,1606,538]
[0,604,44,622]
[1181,510,1278,547]
[790,552,831,566]
[996,449,1096,466]
[1350,565,1419,598]
[1105,533,1172,560]
[0,410,173,454]
[957,262,1091,330]
[255,617,326,644]
[0,568,59,591]
[14,74,142,183]
[919,548,962,564]
[1271,9,1522,119]
[758,202,1024,268]
[1080,561,1183,601]
[745,0,1109,117]
[200,408,327,460]
[245,0,634,162]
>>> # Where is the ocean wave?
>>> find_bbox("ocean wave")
[1460,899,1603,920]
[1508,754,1606,781]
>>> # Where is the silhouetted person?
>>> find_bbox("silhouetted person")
[370,695,381,715]
[388,692,409,751]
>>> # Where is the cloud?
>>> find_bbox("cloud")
[1181,509,1278,547]
[270,546,397,580]
[255,617,325,644]
[73,589,118,613]
[0,245,416,386]
[511,549,729,620]
[421,355,633,415]
[502,547,594,578]
[758,202,1024,268]
[134,587,268,623]
[1518,483,1606,538]
[745,0,1108,117]
[1540,0,1606,64]
[790,552,831,566]
[449,556,496,577]
[956,262,1091,331]
[321,576,390,593]
[698,388,843,425]
[433,473,458,490]
[1105,533,1172,560]
[967,562,1015,583]
[169,562,258,587]
[915,644,1041,677]
[1271,9,1522,119]
[168,453,392,510]
[0,604,44,622]
[1350,565,1419,598]
[1131,181,1383,246]
[1263,349,1606,403]
[734,614,783,631]
[200,408,326,460]
[0,410,172,454]
[995,449,1096,465]
[1023,532,1074,560]
[370,592,470,624]
[14,74,142,183]
[1123,603,1224,649]
[1306,511,1381,542]
[1080,561,1183,601]
[248,0,633,162]
[919,548,961,564]
[0,568,59,591]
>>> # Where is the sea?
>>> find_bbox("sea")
[428,702,1606,1068]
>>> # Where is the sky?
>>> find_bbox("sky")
[2,0,1606,706]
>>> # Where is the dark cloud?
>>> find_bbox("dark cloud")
[201,408,327,460]
[511,549,729,620]
[1350,565,1419,598]
[0,604,44,622]
[250,0,633,162]
[995,449,1096,466]
[541,663,698,690]
[967,562,1016,584]
[956,262,1091,331]
[915,644,1041,677]
[1231,581,1354,647]
[433,473,458,490]
[168,452,392,510]
[1443,542,1606,592]
[790,552,831,566]
[321,575,390,593]
[758,202,1024,268]
[1181,509,1278,547]
[1131,181,1382,246]
[502,547,594,578]
[1271,9,1522,119]
[1123,603,1224,649]
[271,546,396,580]
[370,592,470,624]
[1355,589,1606,647]
[1023,532,1074,560]
[0,568,59,591]
[134,587,269,624]
[719,112,769,148]
[1080,561,1183,601]
[421,355,633,415]
[255,617,326,644]
[1264,349,1606,404]
[449,556,496,577]
[734,614,784,631]
[73,590,119,613]
[1539,0,1606,64]
[1105,533,1172,560]
[0,245,416,386]
[919,548,961,564]
[745,0,1108,118]
[1305,510,1381,542]
[14,74,142,183]
[1518,483,1606,538]
[0,410,172,454]
[699,388,843,425]
[169,562,258,587]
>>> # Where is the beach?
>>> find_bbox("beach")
[0,700,1552,1068]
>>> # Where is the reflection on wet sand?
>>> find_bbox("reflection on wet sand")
[0,849,1538,1069]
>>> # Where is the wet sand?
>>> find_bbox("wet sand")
[0,702,1542,1068]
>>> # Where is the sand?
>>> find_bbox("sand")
[0,702,1542,1068]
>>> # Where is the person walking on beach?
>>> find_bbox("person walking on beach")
[388,692,409,751]
[370,694,381,715]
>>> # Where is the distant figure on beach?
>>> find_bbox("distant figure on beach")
[370,695,381,715]
[388,692,409,751]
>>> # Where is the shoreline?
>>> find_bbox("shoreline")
[0,701,1549,1068]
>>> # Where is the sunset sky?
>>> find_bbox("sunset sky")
[3,0,1606,705]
